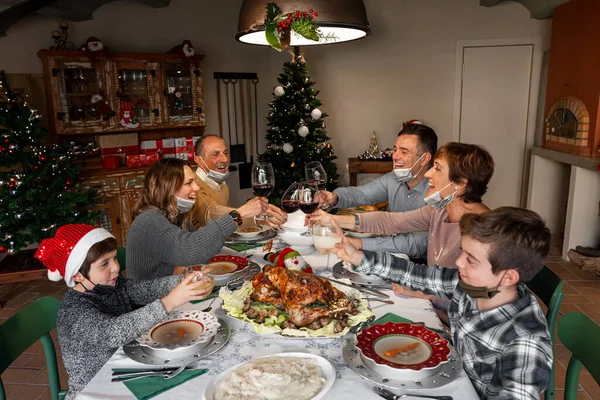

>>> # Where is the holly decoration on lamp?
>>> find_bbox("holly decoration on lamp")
[264,2,335,51]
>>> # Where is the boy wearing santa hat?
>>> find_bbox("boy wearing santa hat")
[35,224,212,399]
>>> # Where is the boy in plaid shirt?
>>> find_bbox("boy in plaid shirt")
[331,207,553,399]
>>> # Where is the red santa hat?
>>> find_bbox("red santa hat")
[34,224,114,287]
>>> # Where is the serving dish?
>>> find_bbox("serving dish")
[226,228,277,244]
[202,352,336,400]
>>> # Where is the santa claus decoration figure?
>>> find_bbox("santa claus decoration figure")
[264,247,313,274]
[119,101,139,129]
[168,40,195,67]
[80,37,109,63]
[90,92,114,121]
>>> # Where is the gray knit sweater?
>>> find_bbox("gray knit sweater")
[126,210,237,280]
[57,275,180,398]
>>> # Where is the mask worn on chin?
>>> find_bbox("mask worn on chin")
[80,279,117,295]
[175,195,195,213]
[424,182,457,210]
[199,157,229,184]
[393,154,426,182]
[458,272,507,299]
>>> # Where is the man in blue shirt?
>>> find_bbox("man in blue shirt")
[320,123,437,260]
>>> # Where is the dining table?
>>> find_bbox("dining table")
[76,236,480,400]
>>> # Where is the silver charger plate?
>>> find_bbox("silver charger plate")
[123,318,231,366]
[332,261,388,286]
[343,336,463,390]
[226,228,277,244]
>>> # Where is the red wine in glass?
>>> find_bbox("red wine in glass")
[281,200,300,213]
[299,202,320,214]
[308,179,327,191]
[253,183,274,197]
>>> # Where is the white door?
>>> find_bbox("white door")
[457,45,534,209]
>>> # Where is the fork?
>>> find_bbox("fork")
[111,365,185,383]
[373,386,453,400]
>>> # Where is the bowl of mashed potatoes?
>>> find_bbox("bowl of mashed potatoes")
[202,352,335,400]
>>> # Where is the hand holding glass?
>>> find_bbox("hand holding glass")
[185,267,215,292]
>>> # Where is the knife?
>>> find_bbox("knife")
[321,276,390,299]
[373,386,453,400]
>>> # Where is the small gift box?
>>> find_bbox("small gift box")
[126,154,142,167]
[102,155,121,169]
[161,138,176,158]
[142,152,162,165]
[96,133,139,156]
[174,137,195,161]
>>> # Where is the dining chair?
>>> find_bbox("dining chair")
[0,296,65,400]
[117,246,126,277]
[557,312,600,400]
[526,265,564,400]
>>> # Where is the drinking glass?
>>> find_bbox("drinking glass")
[305,161,333,211]
[312,223,341,266]
[297,180,320,236]
[185,266,215,293]
[281,182,301,214]
[251,161,275,221]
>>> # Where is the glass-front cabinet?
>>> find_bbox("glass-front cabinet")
[38,50,206,136]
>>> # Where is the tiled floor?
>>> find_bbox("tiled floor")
[0,245,599,399]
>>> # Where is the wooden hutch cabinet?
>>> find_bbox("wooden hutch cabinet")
[38,50,207,246]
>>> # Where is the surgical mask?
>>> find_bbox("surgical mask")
[199,157,229,184]
[80,279,117,296]
[393,154,425,182]
[458,272,507,299]
[175,195,195,213]
[424,182,457,210]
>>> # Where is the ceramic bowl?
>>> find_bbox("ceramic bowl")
[235,225,264,238]
[281,210,309,233]
[278,231,315,254]
[204,255,249,286]
[355,322,450,380]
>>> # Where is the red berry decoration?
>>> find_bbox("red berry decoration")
[0,246,7,253]
[314,12,318,17]
[309,9,313,13]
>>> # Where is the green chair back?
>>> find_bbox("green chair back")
[557,312,600,400]
[526,265,564,400]
[117,246,126,277]
[0,296,65,400]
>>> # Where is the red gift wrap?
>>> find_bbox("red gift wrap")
[103,155,121,169]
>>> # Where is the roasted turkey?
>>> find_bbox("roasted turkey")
[250,265,355,328]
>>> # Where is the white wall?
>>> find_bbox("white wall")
[0,0,551,204]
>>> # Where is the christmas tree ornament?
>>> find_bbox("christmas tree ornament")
[0,246,6,253]
[65,178,75,188]
[311,108,322,120]
[290,162,295,167]
[174,88,184,112]
[274,86,285,97]
[298,125,309,137]
[264,247,313,273]
[282,143,293,153]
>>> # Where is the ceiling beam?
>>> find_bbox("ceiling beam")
[0,0,58,37]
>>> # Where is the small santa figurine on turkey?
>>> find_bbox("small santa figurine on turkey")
[264,247,313,274]
[119,101,139,129]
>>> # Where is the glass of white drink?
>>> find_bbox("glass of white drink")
[312,223,341,266]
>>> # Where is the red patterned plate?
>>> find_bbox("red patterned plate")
[355,322,450,379]
[209,255,248,273]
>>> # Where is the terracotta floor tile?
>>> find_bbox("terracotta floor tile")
[10,351,36,367]
[554,360,567,389]
[1,367,42,383]
[562,283,583,295]
[28,367,50,385]
[575,303,600,313]
[561,295,594,305]
[23,350,50,369]
[36,388,52,400]
[558,303,582,314]
[1,383,49,399]
[569,280,600,290]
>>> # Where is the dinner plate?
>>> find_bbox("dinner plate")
[235,225,264,238]
[137,310,220,351]
[342,228,375,239]
[201,352,336,400]
[226,228,277,244]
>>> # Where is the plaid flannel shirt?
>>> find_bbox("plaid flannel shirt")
[358,250,553,400]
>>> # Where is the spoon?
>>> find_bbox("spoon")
[201,296,218,312]
[373,387,453,400]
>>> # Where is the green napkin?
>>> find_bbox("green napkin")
[225,242,264,252]
[190,286,220,304]
[373,313,445,334]
[112,368,208,400]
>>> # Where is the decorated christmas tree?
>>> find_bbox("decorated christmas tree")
[0,70,97,254]
[259,47,339,204]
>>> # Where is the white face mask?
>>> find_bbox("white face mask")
[424,182,457,210]
[199,156,229,184]
[393,153,425,182]
[175,195,195,213]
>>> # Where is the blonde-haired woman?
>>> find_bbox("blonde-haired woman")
[127,158,267,279]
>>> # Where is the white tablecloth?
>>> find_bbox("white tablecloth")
[76,242,479,400]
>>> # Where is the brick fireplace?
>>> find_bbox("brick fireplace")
[543,0,600,157]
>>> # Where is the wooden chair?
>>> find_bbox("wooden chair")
[526,266,564,400]
[557,312,600,400]
[0,296,65,400]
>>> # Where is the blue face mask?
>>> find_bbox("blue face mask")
[393,153,426,182]
[424,182,457,210]
[175,195,195,213]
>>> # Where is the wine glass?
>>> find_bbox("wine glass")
[297,180,320,236]
[312,223,341,267]
[305,161,333,211]
[281,182,301,214]
[252,161,275,221]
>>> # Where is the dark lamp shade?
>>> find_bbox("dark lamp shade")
[237,0,371,46]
